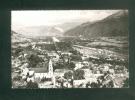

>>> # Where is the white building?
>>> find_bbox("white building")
[74,62,83,70]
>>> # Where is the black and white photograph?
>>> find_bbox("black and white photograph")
[11,10,129,89]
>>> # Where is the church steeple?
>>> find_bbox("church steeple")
[48,59,53,78]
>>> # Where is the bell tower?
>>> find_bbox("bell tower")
[48,59,53,78]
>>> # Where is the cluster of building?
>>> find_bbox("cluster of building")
[11,38,128,88]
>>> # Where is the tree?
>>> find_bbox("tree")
[69,49,82,56]
[14,47,23,56]
[64,71,73,80]
[70,55,82,61]
[12,75,22,81]
[69,49,78,55]
[68,62,75,69]
[26,45,32,50]
[54,62,64,70]
[73,69,85,80]
[56,42,72,51]
[122,78,129,88]
[26,81,39,89]
[27,54,43,67]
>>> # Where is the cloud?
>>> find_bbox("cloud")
[12,10,121,28]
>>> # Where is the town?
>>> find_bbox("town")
[11,36,129,88]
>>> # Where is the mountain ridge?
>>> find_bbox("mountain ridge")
[64,10,128,38]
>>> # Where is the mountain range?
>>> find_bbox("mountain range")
[64,10,128,38]
[12,10,128,39]
[13,21,83,37]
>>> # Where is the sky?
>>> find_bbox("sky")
[12,10,121,28]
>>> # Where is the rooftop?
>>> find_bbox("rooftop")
[29,68,48,73]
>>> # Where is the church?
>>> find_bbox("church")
[29,59,54,82]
